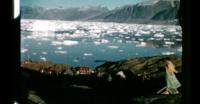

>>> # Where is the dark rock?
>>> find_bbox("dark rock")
[95,55,182,95]
[96,55,181,79]
[21,61,74,75]
[130,94,182,104]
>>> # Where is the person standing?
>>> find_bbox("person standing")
[157,58,181,94]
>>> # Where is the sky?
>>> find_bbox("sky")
[21,0,147,10]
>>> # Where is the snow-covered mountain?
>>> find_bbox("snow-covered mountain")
[88,0,180,24]
[21,6,109,20]
[21,0,180,25]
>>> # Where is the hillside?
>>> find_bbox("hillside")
[88,0,180,24]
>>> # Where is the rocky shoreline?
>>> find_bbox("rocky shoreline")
[17,55,182,104]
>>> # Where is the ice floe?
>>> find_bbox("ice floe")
[21,48,28,53]
[175,38,182,42]
[73,59,79,63]
[177,47,182,52]
[154,33,164,38]
[51,41,63,46]
[37,42,42,45]
[161,52,175,55]
[119,50,124,52]
[40,56,47,61]
[32,52,37,55]
[165,41,175,45]
[57,47,63,50]
[41,52,48,55]
[108,45,119,49]
[136,42,146,47]
[83,53,93,56]
[54,50,67,54]
[63,40,79,46]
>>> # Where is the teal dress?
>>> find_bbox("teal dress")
[166,70,181,92]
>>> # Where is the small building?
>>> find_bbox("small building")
[75,66,94,75]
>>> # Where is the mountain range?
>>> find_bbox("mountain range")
[21,0,180,25]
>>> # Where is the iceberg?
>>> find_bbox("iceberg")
[51,41,63,46]
[161,52,175,55]
[21,48,28,53]
[54,51,67,54]
[32,52,37,55]
[165,41,175,45]
[57,47,63,50]
[119,50,124,52]
[40,56,47,61]
[94,41,101,45]
[136,42,146,47]
[108,45,119,49]
[83,53,93,56]
[177,47,182,52]
[63,40,79,46]
[154,33,164,38]
[73,59,79,63]
[41,52,48,55]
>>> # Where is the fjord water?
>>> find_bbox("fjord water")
[21,19,182,68]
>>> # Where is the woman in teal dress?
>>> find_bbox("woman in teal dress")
[157,58,181,94]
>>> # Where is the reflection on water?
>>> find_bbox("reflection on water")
[21,19,182,68]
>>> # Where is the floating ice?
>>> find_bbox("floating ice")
[164,38,170,41]
[94,39,109,45]
[41,52,48,55]
[162,52,175,55]
[57,47,63,50]
[168,28,176,32]
[94,41,101,45]
[135,33,141,37]
[136,42,146,47]
[175,39,182,42]
[139,30,150,35]
[51,41,63,46]
[37,42,42,45]
[40,37,52,41]
[119,50,124,52]
[118,40,123,43]
[177,47,182,52]
[73,59,79,63]
[32,52,37,55]
[32,21,49,31]
[148,37,155,40]
[83,53,93,56]
[21,48,28,53]
[54,50,67,54]
[154,33,164,38]
[40,56,47,61]
[108,45,119,49]
[26,35,36,39]
[165,41,175,45]
[163,44,170,47]
[63,40,79,46]
[125,40,133,43]
[138,38,144,41]
[100,39,109,43]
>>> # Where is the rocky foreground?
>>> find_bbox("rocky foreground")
[15,55,182,104]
